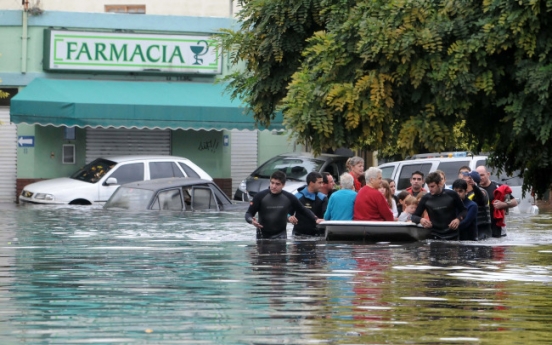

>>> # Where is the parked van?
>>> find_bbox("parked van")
[378,152,537,214]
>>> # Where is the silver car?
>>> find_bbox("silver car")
[234,152,351,201]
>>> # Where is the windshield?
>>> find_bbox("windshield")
[253,156,325,181]
[71,158,117,183]
[104,187,154,209]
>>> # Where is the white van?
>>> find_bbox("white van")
[378,152,537,214]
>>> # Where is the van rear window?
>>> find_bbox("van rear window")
[475,159,523,186]
[436,161,470,182]
[397,163,432,190]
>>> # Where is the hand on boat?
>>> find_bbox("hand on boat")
[448,218,460,230]
[288,215,298,225]
[420,218,432,228]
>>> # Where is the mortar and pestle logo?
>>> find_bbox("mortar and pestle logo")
[190,40,209,65]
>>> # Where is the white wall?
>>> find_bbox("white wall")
[0,0,241,17]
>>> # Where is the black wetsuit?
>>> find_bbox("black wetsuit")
[467,187,492,240]
[293,186,327,237]
[411,189,467,240]
[245,189,317,239]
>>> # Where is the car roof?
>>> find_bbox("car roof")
[96,155,193,163]
[119,177,212,190]
[379,155,489,166]
[274,152,352,160]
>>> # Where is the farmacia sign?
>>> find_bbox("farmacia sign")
[43,29,222,74]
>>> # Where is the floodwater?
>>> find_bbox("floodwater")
[1,204,552,344]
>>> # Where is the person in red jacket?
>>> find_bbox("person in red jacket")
[353,167,394,221]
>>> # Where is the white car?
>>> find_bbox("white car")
[19,155,212,205]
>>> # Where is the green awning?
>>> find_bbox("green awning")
[10,78,284,131]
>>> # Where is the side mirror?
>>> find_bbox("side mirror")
[105,177,118,185]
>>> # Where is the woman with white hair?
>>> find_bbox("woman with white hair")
[324,173,357,220]
[353,167,394,221]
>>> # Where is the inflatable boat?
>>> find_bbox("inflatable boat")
[320,220,432,242]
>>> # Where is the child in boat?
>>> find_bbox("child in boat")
[398,195,418,222]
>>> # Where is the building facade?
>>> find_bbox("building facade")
[0,2,302,203]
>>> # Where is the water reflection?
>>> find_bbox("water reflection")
[0,205,552,344]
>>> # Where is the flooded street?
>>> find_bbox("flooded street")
[1,204,552,344]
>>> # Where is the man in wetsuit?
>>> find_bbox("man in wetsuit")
[411,172,467,240]
[293,172,328,237]
[245,170,321,239]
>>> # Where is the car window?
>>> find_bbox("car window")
[437,161,469,182]
[71,158,117,183]
[178,162,200,178]
[152,189,184,211]
[105,187,153,209]
[191,186,219,211]
[254,156,325,181]
[397,163,432,190]
[380,166,395,180]
[475,159,523,186]
[108,163,145,185]
[149,162,185,180]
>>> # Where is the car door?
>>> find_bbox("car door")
[150,188,185,211]
[98,162,145,202]
[148,161,185,180]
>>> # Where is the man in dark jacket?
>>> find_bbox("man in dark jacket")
[292,172,328,237]
[452,179,478,241]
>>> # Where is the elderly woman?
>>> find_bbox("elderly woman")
[353,167,394,221]
[324,173,357,221]
[346,156,365,191]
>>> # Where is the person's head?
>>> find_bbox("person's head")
[306,171,323,193]
[475,166,491,186]
[269,170,286,194]
[320,172,335,195]
[346,156,365,178]
[403,195,418,214]
[397,190,410,206]
[379,179,393,207]
[458,166,471,179]
[339,173,355,190]
[365,167,383,189]
[461,170,480,186]
[435,169,446,187]
[425,172,442,195]
[452,178,468,200]
[384,178,396,195]
[410,171,424,192]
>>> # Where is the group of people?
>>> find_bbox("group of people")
[245,156,517,241]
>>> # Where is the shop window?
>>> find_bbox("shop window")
[105,5,146,14]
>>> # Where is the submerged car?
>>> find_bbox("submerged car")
[19,155,212,205]
[104,177,248,212]
[234,152,351,201]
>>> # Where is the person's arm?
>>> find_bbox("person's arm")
[495,194,518,210]
[245,193,262,228]
[472,186,485,206]
[290,194,318,223]
[411,195,428,224]
[377,194,395,221]
[391,199,398,218]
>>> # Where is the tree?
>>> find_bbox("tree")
[221,0,552,196]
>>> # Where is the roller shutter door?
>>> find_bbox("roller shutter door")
[0,107,17,202]
[86,128,171,163]
[230,130,258,196]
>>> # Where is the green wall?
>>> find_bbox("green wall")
[257,131,304,165]
[17,124,86,178]
[171,130,228,178]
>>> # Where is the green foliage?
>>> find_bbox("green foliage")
[221,0,552,196]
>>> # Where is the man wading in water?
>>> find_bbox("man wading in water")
[245,170,321,239]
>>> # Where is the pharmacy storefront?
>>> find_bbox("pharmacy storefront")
[7,21,291,202]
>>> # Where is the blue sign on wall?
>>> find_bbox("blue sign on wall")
[18,136,35,147]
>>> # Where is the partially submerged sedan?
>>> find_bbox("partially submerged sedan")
[104,177,248,212]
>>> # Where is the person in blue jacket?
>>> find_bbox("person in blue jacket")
[293,172,328,237]
[324,173,357,221]
[452,179,478,241]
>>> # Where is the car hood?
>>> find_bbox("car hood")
[246,177,306,195]
[22,177,95,193]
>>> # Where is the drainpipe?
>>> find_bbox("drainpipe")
[21,4,28,74]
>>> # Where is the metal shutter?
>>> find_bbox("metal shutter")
[0,107,17,202]
[86,128,171,163]
[230,130,258,195]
